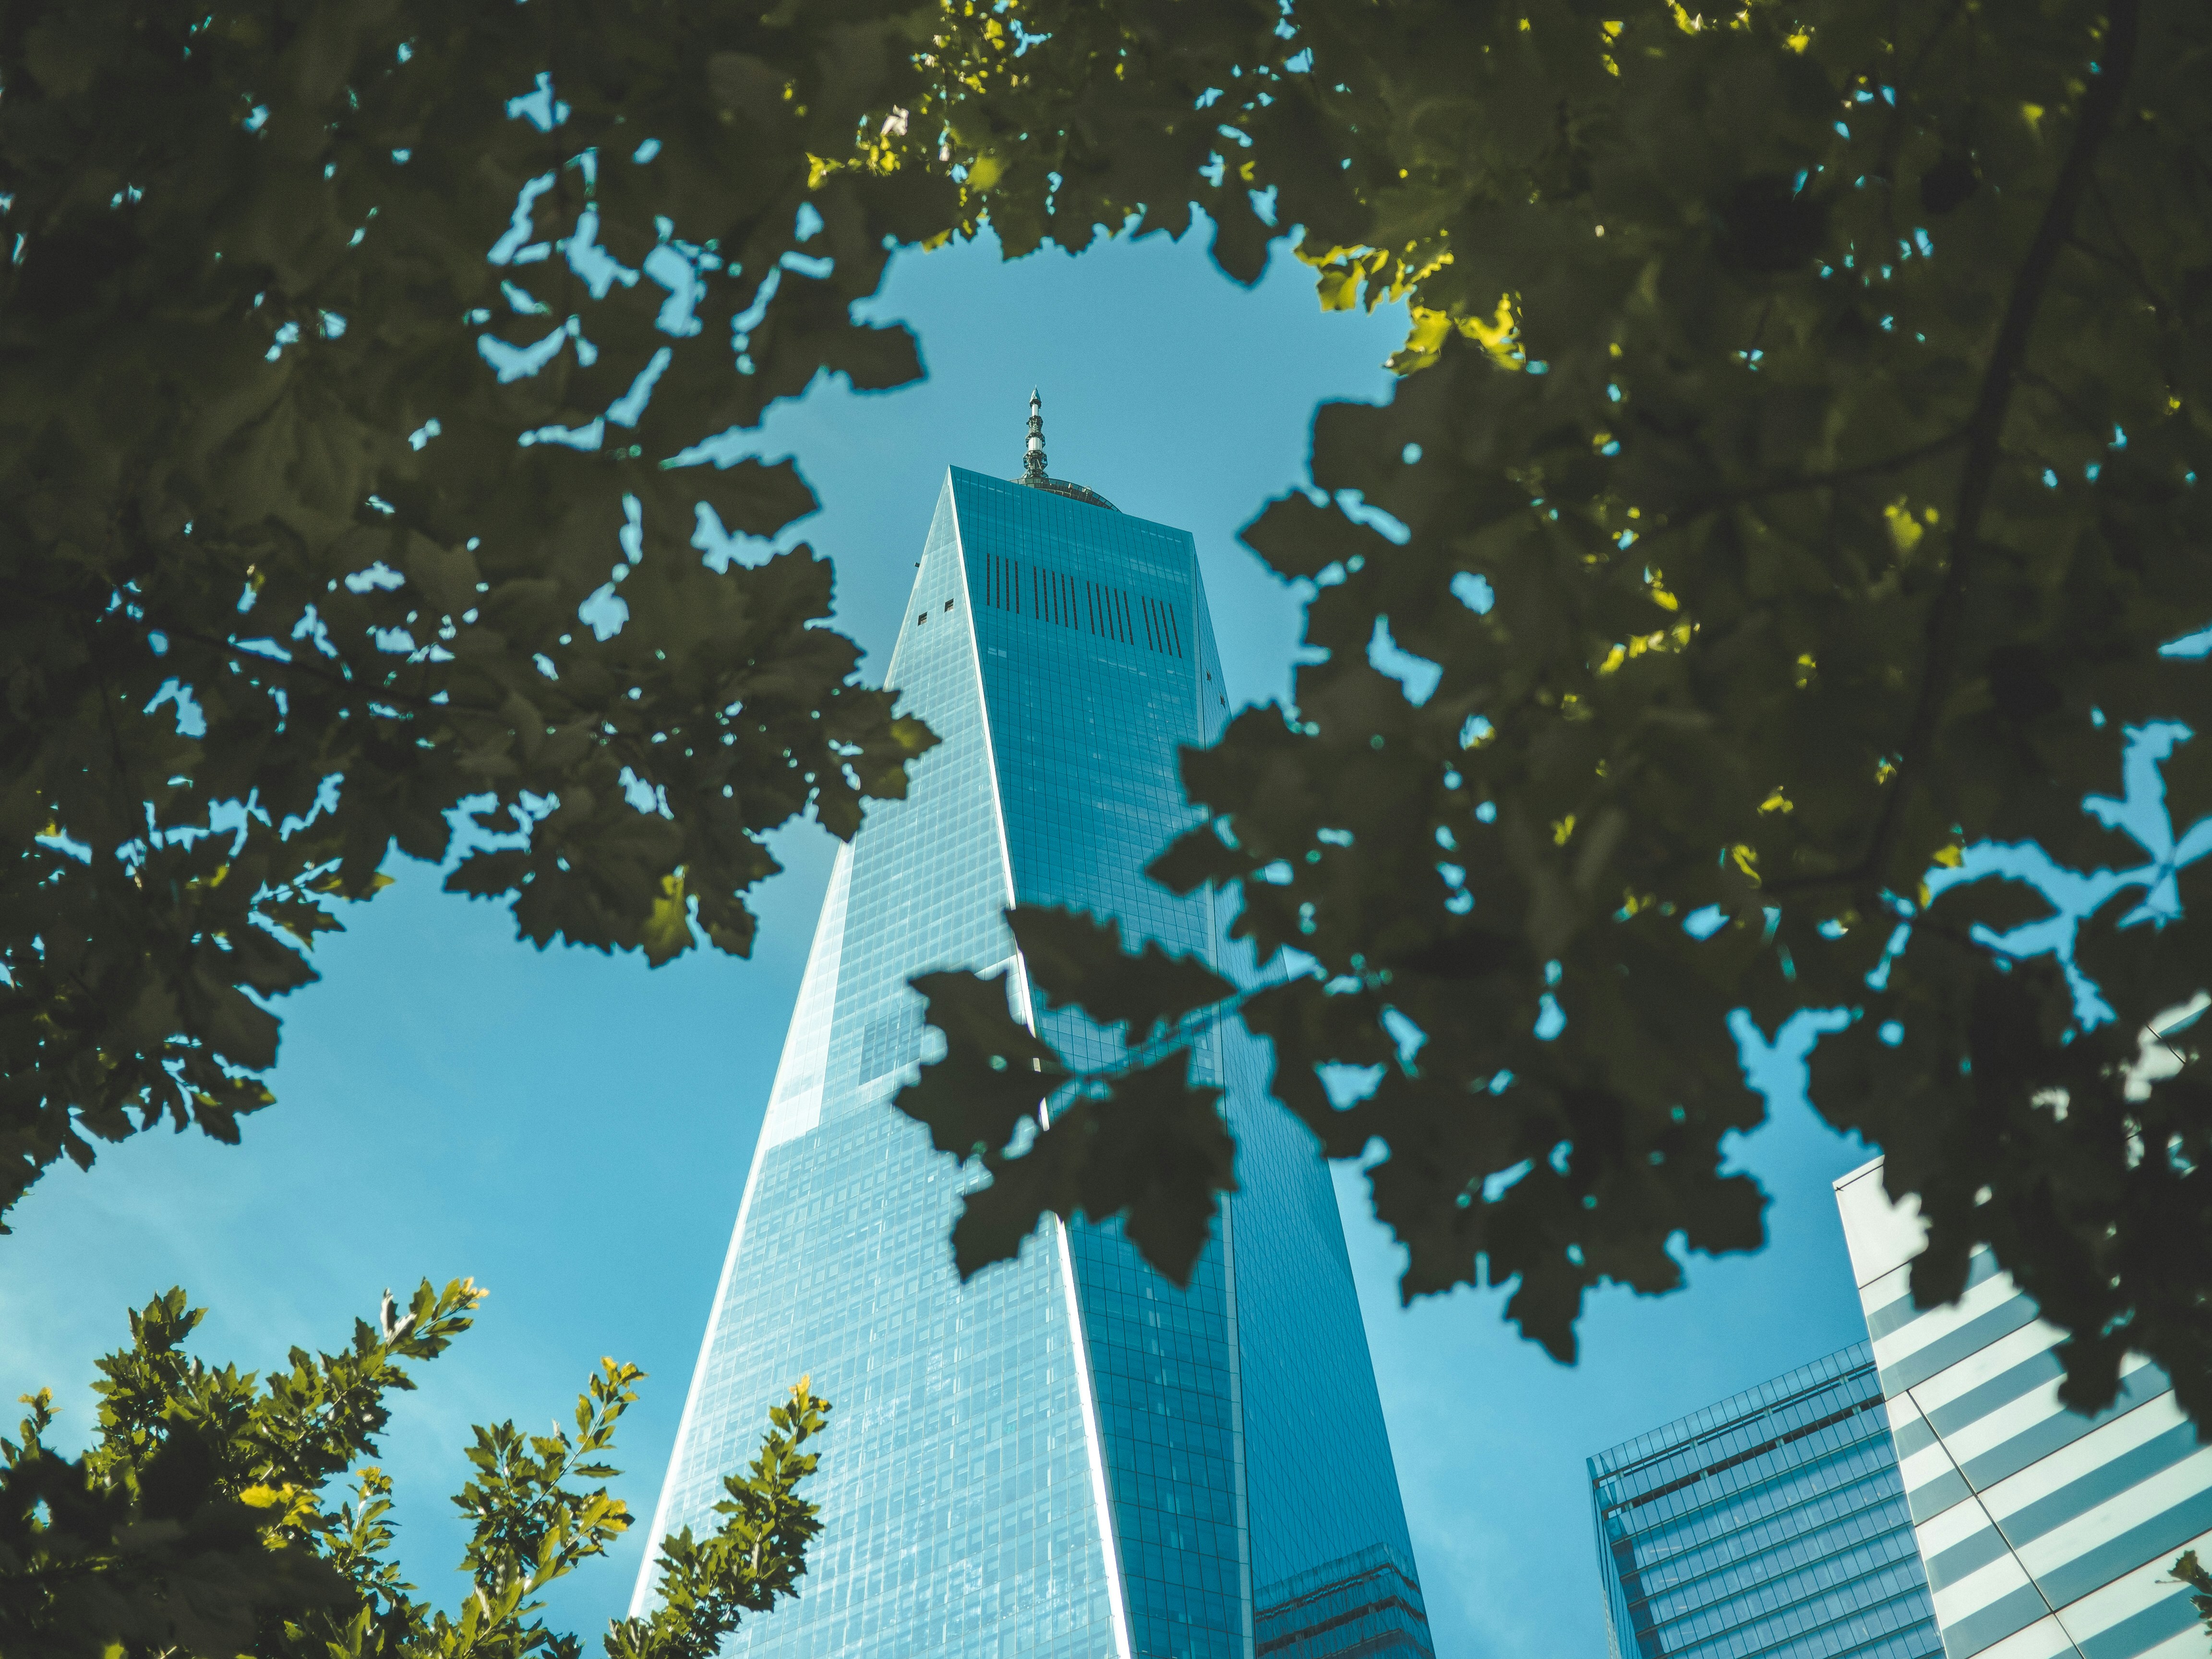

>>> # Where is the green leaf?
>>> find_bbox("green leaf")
[1005,905,1236,1042]
[895,971,1065,1161]
[953,1049,1236,1287]
[642,869,697,967]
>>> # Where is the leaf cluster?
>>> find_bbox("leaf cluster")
[0,0,949,1222]
[2173,1550,2212,1640]
[10,0,2212,1443]
[895,907,1238,1285]
[894,0,2212,1419]
[0,1279,829,1658]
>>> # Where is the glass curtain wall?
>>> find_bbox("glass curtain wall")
[1590,1345,1945,1659]
[634,459,1431,1659]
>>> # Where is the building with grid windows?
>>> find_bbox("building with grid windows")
[1835,1156,2212,1659]
[632,400,1431,1659]
[1588,1344,1946,1659]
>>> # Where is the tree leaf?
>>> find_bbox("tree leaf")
[1005,905,1235,1041]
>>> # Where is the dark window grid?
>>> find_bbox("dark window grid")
[1632,1515,1887,1606]
[1601,1486,1929,1654]
[1623,1444,1906,1568]
[1610,1407,1902,1530]
[1596,1350,1878,1481]
[1623,1468,1912,1600]
[1605,1396,1887,1515]
[1623,1466,1919,1600]
[1651,1566,1935,1659]
[1634,1529,1928,1636]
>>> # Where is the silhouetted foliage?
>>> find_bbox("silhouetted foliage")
[6,0,2208,1431]
[893,0,2212,1433]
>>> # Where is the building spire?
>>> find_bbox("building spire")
[1010,389,1118,510]
[1022,388,1049,485]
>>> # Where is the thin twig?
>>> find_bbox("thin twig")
[1650,428,1969,536]
[2080,180,2175,323]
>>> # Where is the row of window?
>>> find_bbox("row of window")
[1595,1349,1878,1478]
[1621,1433,1899,1545]
[1642,1530,1927,1640]
[1602,1380,1887,1511]
[1654,1579,1936,1659]
[980,551,1187,658]
[1628,1478,1915,1607]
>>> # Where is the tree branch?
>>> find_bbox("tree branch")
[1785,0,2142,897]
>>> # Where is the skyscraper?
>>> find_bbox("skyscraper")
[1834,1156,2212,1659]
[634,399,1431,1659]
[1588,1344,1946,1659]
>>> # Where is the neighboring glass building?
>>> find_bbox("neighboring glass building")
[1835,1157,2212,1659]
[633,401,1431,1659]
[1589,1344,1946,1659]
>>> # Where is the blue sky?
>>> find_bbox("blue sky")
[0,228,1894,1658]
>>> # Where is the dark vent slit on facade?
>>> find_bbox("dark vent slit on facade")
[986,553,1019,612]
[1006,569,1178,651]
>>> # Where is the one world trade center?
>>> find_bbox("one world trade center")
[634,398,1433,1659]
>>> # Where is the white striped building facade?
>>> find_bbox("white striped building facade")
[1834,1159,2212,1659]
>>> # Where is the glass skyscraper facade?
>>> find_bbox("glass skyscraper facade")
[1835,1156,2212,1659]
[1589,1344,1946,1659]
[634,420,1431,1659]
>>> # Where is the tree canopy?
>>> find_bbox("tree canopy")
[0,1280,829,1657]
[5,0,2208,1434]
[0,0,942,1219]
[892,0,2212,1433]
